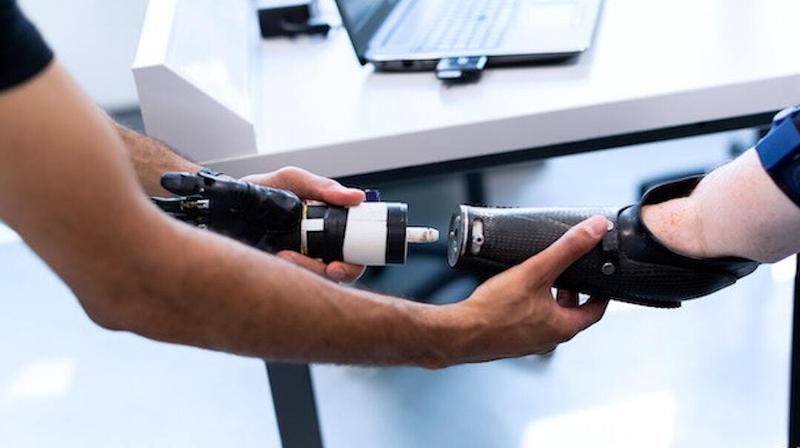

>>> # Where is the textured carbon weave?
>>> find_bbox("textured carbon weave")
[451,207,743,306]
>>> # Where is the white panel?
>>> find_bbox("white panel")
[133,0,178,69]
[134,65,258,162]
[133,0,260,162]
[166,0,259,121]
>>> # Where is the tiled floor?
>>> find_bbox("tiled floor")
[0,130,793,447]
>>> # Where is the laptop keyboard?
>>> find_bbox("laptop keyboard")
[413,0,519,52]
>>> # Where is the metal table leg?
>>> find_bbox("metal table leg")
[790,255,800,447]
[266,363,323,448]
[264,171,488,448]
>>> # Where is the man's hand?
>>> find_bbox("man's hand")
[435,216,610,366]
[242,167,367,283]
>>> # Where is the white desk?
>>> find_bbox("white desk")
[134,0,800,179]
[132,1,800,447]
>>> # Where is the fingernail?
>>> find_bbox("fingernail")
[278,251,297,262]
[348,188,366,197]
[334,185,358,195]
[329,267,347,281]
[586,216,610,238]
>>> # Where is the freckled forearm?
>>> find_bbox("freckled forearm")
[643,149,800,263]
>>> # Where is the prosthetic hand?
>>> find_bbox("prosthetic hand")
[152,169,439,266]
[447,176,760,308]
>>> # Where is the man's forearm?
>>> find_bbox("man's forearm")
[106,216,454,367]
[106,120,453,365]
[643,149,800,263]
[115,124,200,196]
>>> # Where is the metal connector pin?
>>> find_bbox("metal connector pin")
[406,227,440,244]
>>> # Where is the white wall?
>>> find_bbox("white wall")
[18,0,149,110]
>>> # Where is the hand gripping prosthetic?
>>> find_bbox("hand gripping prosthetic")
[447,176,760,308]
[152,169,438,266]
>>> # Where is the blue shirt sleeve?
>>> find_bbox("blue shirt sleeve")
[756,107,800,208]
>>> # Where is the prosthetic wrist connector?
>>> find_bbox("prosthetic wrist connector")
[152,169,438,266]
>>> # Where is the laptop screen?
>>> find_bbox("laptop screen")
[335,0,399,64]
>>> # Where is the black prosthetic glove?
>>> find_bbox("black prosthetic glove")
[152,169,304,253]
[447,176,759,308]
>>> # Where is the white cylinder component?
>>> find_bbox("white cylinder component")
[342,203,390,266]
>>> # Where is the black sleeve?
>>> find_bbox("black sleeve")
[0,0,53,91]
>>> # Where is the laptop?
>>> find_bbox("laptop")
[335,0,604,72]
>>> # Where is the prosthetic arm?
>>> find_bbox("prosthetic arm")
[450,106,800,308]
[447,180,759,308]
[152,169,439,266]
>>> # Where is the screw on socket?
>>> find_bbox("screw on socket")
[601,262,617,276]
